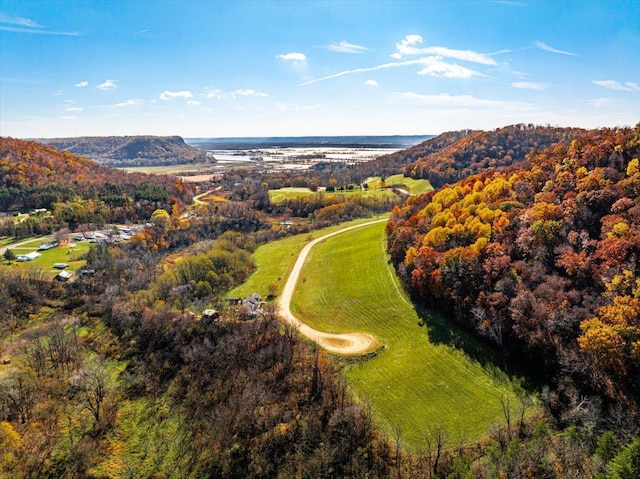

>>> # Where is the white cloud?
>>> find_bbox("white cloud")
[97,79,117,90]
[533,41,576,56]
[114,99,143,107]
[391,34,497,65]
[0,14,42,28]
[160,90,193,100]
[512,81,551,90]
[417,59,485,78]
[60,115,75,120]
[231,89,268,98]
[186,100,202,106]
[391,34,423,59]
[202,88,225,99]
[65,106,83,112]
[393,91,526,109]
[593,80,640,92]
[300,58,428,86]
[74,80,88,88]
[364,79,378,87]
[276,52,306,62]
[324,41,369,54]
[302,34,499,86]
[0,15,79,36]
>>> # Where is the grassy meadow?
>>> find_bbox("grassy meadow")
[231,220,534,449]
[6,237,91,278]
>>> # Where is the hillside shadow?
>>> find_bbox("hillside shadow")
[415,305,543,392]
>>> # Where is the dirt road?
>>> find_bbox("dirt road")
[276,219,386,356]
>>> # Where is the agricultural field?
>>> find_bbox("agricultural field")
[232,220,533,449]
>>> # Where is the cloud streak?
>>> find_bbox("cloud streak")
[324,41,369,54]
[593,80,640,92]
[391,35,497,65]
[301,34,496,86]
[0,15,79,36]
[533,41,576,56]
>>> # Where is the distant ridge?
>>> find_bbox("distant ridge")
[186,135,434,150]
[37,135,207,167]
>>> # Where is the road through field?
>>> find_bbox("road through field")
[277,219,386,355]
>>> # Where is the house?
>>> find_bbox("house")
[55,270,72,282]
[201,309,220,321]
[241,293,264,317]
[227,297,241,306]
[16,251,41,262]
[53,263,70,269]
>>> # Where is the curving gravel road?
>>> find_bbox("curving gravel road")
[276,219,386,356]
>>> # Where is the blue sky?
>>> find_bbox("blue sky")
[1,0,638,138]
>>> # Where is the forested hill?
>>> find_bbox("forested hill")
[0,137,194,212]
[36,135,207,167]
[386,124,640,418]
[400,124,584,188]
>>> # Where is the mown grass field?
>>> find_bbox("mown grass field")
[228,216,389,299]
[383,173,434,195]
[233,220,533,449]
[7,238,91,277]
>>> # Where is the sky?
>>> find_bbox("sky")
[1,0,639,138]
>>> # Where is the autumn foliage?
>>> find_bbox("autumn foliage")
[0,137,195,213]
[387,124,640,413]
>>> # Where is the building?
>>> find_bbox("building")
[16,251,41,261]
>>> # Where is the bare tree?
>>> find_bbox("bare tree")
[71,360,109,424]
[425,424,447,478]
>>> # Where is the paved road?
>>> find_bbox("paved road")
[0,236,46,256]
[276,219,386,356]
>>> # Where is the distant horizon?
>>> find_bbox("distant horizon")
[1,1,638,138]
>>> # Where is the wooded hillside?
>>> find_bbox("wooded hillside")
[402,124,584,188]
[0,137,194,216]
[387,124,640,422]
[37,135,207,166]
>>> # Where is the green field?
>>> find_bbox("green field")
[229,216,389,299]
[383,174,434,195]
[232,220,533,449]
[7,237,91,278]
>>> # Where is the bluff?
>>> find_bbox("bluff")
[37,135,208,167]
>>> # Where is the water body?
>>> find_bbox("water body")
[185,135,433,150]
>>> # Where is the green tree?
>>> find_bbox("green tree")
[3,249,16,263]
[610,439,640,479]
